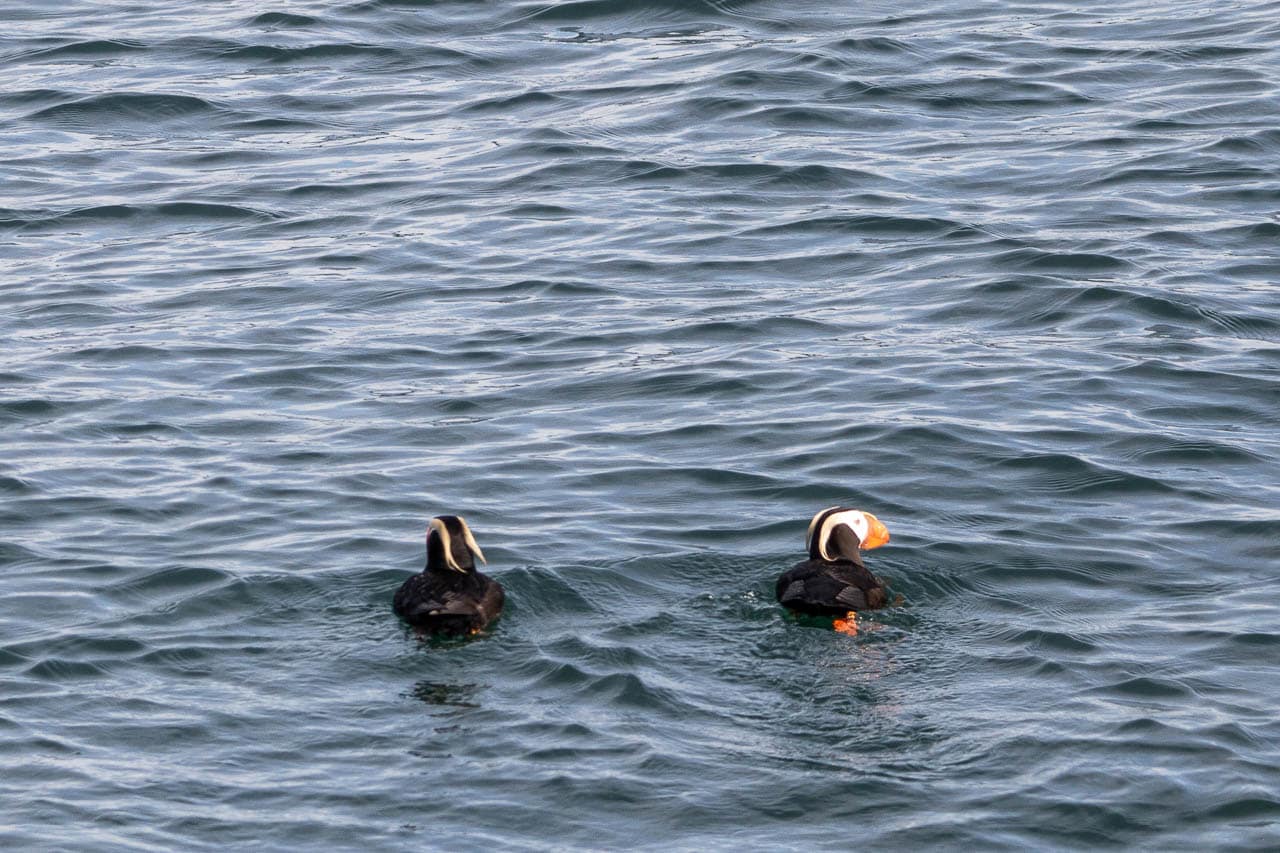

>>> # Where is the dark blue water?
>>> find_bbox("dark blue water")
[3,0,1279,848]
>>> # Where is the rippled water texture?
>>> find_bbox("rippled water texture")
[3,0,1279,848]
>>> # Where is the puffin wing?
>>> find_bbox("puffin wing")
[393,573,431,618]
[834,585,869,610]
[777,560,887,615]
[394,573,504,633]
[476,575,505,624]
[419,587,481,619]
[424,577,504,632]
[776,561,848,613]
[776,563,812,605]
[393,574,468,620]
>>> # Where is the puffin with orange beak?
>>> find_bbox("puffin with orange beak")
[393,515,504,636]
[776,507,891,634]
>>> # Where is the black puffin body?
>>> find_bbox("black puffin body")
[393,515,503,636]
[776,507,891,617]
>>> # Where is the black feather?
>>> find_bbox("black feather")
[775,557,887,617]
[393,569,504,635]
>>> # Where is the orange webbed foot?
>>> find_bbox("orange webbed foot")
[833,611,858,636]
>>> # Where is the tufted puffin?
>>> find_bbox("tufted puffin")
[393,515,504,636]
[775,507,890,634]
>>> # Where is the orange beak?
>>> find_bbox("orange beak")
[861,513,890,550]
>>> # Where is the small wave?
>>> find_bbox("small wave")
[745,213,958,238]
[517,0,756,24]
[831,36,919,55]
[825,77,1091,112]
[461,89,564,114]
[0,87,68,108]
[1139,402,1271,429]
[487,156,666,190]
[0,476,37,497]
[1022,284,1277,341]
[502,203,575,218]
[217,366,345,390]
[753,104,906,131]
[1111,717,1266,751]
[520,658,691,715]
[24,657,114,681]
[540,633,658,671]
[228,116,332,132]
[1091,675,1197,700]
[1004,627,1099,654]
[1092,163,1271,186]
[7,202,284,233]
[247,12,320,28]
[993,248,1131,273]
[1134,44,1266,62]
[712,68,833,93]
[995,452,1182,497]
[498,567,600,617]
[1129,438,1266,466]
[627,161,887,189]
[108,566,234,601]
[216,43,400,65]
[1204,798,1280,821]
[13,39,146,61]
[0,398,76,424]
[27,91,229,127]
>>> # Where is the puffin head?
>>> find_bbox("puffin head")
[805,507,890,563]
[426,515,487,573]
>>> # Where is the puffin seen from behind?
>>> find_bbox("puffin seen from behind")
[393,515,504,636]
[776,507,891,634]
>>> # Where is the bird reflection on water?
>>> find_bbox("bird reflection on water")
[409,680,480,710]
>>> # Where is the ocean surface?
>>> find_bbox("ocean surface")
[2,0,1279,848]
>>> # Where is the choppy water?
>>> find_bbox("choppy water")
[3,0,1279,848]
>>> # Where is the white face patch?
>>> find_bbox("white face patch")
[818,510,869,560]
